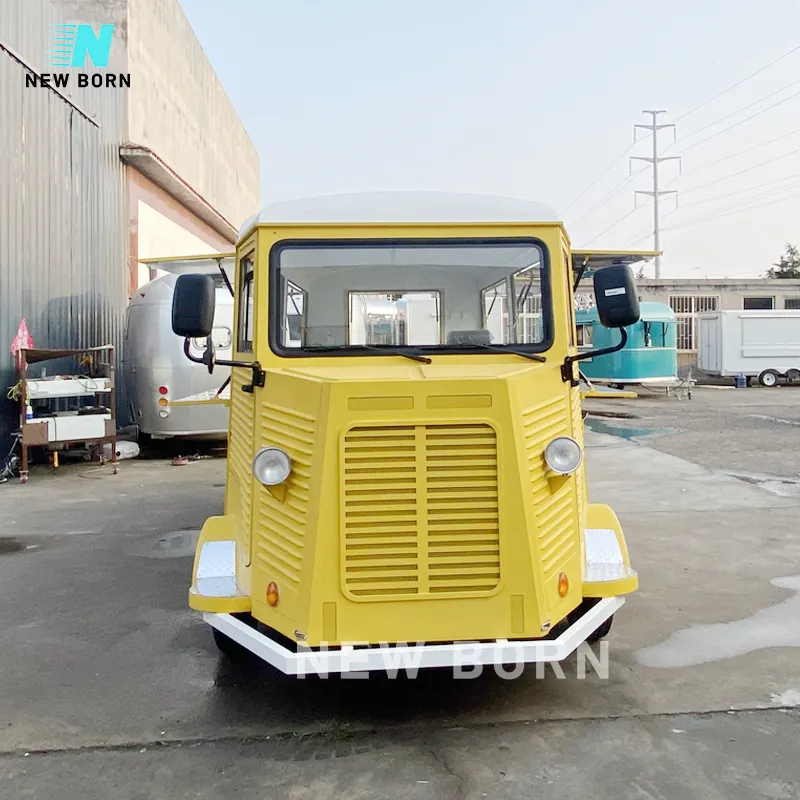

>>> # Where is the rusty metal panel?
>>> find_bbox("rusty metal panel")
[0,0,129,448]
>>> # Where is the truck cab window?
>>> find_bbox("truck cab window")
[270,240,550,356]
[563,249,575,346]
[238,255,254,352]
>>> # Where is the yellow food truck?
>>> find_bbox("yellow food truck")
[171,192,651,675]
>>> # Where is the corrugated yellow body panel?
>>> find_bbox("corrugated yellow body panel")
[255,403,315,587]
[250,374,324,633]
[522,395,579,586]
[227,368,255,569]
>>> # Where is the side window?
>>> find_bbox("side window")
[238,254,255,352]
[563,250,575,346]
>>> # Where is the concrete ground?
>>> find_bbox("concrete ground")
[1,387,798,798]
[585,382,800,479]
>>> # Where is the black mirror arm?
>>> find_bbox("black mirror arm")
[182,338,265,392]
[183,337,205,366]
[561,327,628,384]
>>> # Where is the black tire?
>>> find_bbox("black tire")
[569,598,614,642]
[211,613,256,659]
[212,627,245,658]
[758,369,779,387]
[587,615,614,643]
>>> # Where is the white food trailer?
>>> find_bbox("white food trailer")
[697,310,800,386]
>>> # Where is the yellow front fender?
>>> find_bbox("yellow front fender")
[583,503,639,598]
[188,516,251,614]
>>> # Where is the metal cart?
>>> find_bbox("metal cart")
[17,345,118,483]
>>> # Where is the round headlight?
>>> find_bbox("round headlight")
[544,437,583,475]
[252,447,291,485]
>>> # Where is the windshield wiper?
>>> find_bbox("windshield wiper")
[304,345,432,363]
[449,343,546,362]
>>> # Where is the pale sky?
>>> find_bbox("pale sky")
[180,0,800,279]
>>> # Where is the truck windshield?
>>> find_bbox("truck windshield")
[270,239,551,356]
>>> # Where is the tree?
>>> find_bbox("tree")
[766,243,800,278]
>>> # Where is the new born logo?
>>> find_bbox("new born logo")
[49,23,114,68]
[26,23,130,89]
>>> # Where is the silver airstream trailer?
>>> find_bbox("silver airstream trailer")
[122,254,236,441]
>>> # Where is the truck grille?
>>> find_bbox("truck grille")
[341,423,501,599]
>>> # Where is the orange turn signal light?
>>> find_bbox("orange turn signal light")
[558,572,569,597]
[158,397,168,407]
[266,581,279,607]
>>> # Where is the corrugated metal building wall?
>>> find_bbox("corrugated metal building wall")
[0,0,129,449]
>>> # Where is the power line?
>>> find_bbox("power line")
[624,209,679,247]
[677,13,800,105]
[679,126,800,176]
[562,135,641,215]
[570,167,645,227]
[676,171,800,210]
[659,100,800,194]
[678,88,800,154]
[680,145,800,195]
[663,187,800,232]
[673,40,800,124]
[670,0,800,98]
[584,207,640,246]
[625,227,652,246]
[624,207,680,247]
[683,178,800,219]
[666,182,800,227]
[668,77,800,148]
[717,18,800,85]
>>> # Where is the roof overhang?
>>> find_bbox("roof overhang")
[138,253,235,271]
[571,250,661,271]
[120,144,238,243]
[238,192,562,241]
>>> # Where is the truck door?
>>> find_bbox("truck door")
[227,248,257,569]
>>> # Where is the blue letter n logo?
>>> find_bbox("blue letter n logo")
[50,24,114,68]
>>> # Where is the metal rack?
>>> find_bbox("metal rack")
[17,345,118,483]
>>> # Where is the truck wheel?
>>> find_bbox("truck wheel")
[211,613,256,659]
[568,598,614,642]
[587,615,614,643]
[758,369,779,387]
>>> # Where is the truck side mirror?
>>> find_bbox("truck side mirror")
[172,274,216,338]
[593,263,640,329]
